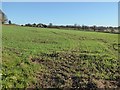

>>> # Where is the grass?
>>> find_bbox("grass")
[2,25,119,88]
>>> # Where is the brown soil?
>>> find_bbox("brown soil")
[30,52,119,88]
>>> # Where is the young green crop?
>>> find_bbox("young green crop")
[2,25,119,88]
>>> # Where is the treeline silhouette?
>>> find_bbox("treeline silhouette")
[21,23,119,34]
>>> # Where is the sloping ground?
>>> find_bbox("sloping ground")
[2,25,120,88]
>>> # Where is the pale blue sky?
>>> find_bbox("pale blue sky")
[2,2,118,26]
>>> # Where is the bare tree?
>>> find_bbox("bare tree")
[0,9,8,24]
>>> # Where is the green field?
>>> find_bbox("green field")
[2,25,119,88]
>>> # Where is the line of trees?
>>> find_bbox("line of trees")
[23,23,47,28]
[22,23,119,34]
